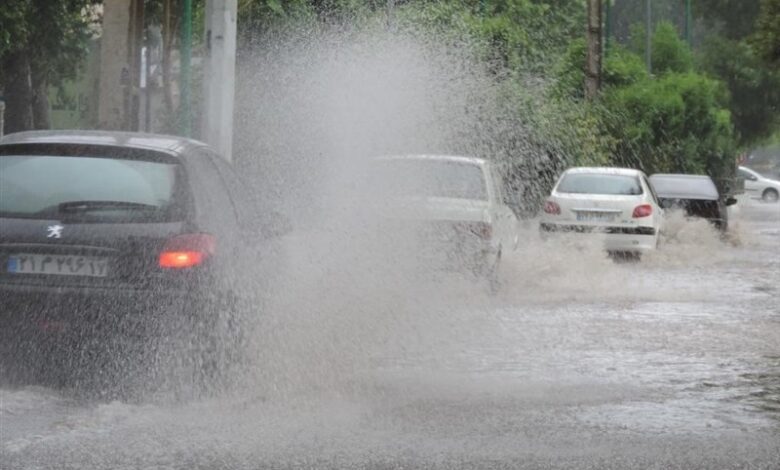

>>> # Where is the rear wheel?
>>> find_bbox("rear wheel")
[180,291,248,397]
[762,188,779,203]
[608,251,641,263]
[0,326,47,387]
[485,248,503,296]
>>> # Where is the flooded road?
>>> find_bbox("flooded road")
[1,199,779,469]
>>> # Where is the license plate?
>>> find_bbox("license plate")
[576,212,616,222]
[7,253,109,277]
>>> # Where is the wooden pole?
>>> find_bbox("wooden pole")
[585,0,603,99]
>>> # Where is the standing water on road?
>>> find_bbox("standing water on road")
[2,26,780,470]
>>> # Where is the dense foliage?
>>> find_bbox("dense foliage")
[690,0,780,147]
[752,0,780,67]
[0,0,98,132]
[2,0,779,197]
[552,22,736,185]
[179,0,780,195]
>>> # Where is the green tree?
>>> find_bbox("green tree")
[693,0,762,40]
[554,24,737,179]
[603,71,735,176]
[752,0,780,67]
[691,0,780,145]
[698,37,780,145]
[395,0,584,72]
[652,21,693,74]
[0,0,98,134]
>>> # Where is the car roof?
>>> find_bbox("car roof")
[562,166,644,176]
[0,130,208,157]
[649,173,719,200]
[375,154,487,166]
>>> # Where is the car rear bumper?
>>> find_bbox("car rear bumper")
[372,227,499,276]
[540,223,658,252]
[422,244,499,275]
[0,282,196,338]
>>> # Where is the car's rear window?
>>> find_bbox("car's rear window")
[372,159,488,201]
[557,173,643,196]
[649,175,719,199]
[0,155,182,223]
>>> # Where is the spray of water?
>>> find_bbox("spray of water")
[0,23,743,405]
[220,26,745,401]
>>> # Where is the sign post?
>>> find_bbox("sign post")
[201,0,237,160]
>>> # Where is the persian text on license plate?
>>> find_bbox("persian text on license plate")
[576,212,617,222]
[7,253,109,277]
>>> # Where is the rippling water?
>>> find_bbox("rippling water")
[1,200,778,469]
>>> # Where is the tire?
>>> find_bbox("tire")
[762,188,779,203]
[0,328,41,387]
[184,291,248,397]
[486,248,503,296]
[609,251,641,263]
[0,322,82,389]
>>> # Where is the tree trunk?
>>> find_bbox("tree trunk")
[1,51,34,134]
[30,65,51,130]
[585,0,602,100]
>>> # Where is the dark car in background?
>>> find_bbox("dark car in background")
[649,174,737,231]
[0,131,269,390]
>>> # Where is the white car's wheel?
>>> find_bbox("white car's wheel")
[486,248,502,296]
[762,188,779,203]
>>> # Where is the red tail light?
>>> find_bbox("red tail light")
[469,222,492,240]
[455,222,492,240]
[632,204,653,218]
[543,200,561,215]
[159,233,216,269]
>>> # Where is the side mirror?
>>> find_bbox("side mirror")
[725,197,738,207]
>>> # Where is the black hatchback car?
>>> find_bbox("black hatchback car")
[649,173,737,231]
[0,131,269,388]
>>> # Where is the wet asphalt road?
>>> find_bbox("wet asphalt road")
[1,199,778,469]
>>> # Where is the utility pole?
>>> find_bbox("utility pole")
[684,0,692,47]
[180,0,193,137]
[585,0,603,99]
[646,0,652,74]
[604,0,613,56]
[202,0,237,160]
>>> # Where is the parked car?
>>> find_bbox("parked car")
[0,130,272,388]
[738,166,780,203]
[649,174,737,231]
[369,155,519,292]
[540,167,663,257]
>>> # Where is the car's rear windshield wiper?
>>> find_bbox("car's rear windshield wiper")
[56,200,160,212]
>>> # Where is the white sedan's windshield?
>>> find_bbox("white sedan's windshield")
[372,159,488,201]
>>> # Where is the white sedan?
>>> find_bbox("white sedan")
[370,155,519,291]
[738,166,780,203]
[540,167,664,255]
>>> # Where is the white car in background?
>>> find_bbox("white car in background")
[370,155,519,291]
[540,167,664,257]
[738,166,780,203]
